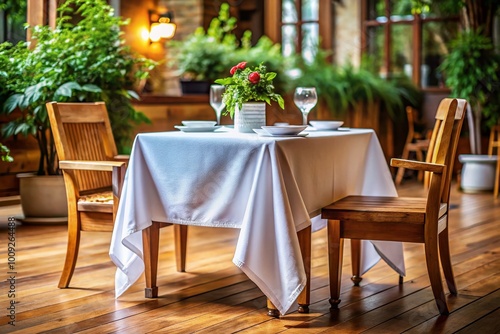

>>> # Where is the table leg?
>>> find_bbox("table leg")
[267,299,280,318]
[350,239,363,286]
[142,223,160,298]
[265,225,312,317]
[297,225,311,313]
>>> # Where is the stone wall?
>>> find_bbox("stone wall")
[334,1,361,67]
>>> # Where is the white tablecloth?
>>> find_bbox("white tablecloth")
[109,128,405,315]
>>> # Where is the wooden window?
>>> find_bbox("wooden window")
[0,1,27,43]
[361,0,459,90]
[265,0,333,62]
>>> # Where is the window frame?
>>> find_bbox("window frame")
[264,0,333,58]
[360,0,459,90]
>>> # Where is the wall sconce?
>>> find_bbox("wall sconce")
[149,9,176,42]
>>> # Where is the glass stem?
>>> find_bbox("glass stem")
[216,110,221,125]
[302,112,308,126]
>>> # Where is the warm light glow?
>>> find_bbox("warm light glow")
[140,28,150,42]
[148,9,176,43]
[149,22,176,42]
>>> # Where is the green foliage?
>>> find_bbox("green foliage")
[0,0,156,175]
[290,50,420,120]
[440,30,500,128]
[168,3,237,81]
[215,63,285,117]
[0,143,13,162]
[230,35,292,95]
[168,2,289,89]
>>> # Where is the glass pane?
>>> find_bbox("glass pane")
[282,0,297,24]
[390,0,412,16]
[0,1,27,43]
[302,0,318,21]
[366,26,384,74]
[390,24,413,78]
[367,0,385,20]
[422,21,459,87]
[302,23,318,64]
[282,25,297,58]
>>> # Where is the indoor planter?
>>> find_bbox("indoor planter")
[17,173,68,223]
[0,0,155,222]
[215,62,285,133]
[168,4,235,95]
[234,102,267,133]
[439,2,500,192]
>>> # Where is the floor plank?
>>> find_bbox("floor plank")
[0,180,499,333]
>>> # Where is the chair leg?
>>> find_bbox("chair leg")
[424,238,449,315]
[494,152,500,198]
[395,147,410,186]
[328,219,344,308]
[174,224,188,272]
[350,239,362,286]
[143,223,160,298]
[416,149,425,181]
[297,225,311,313]
[58,219,81,288]
[439,227,457,295]
[395,165,406,186]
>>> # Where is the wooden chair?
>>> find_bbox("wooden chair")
[321,98,467,315]
[395,106,430,186]
[47,102,187,289]
[488,125,500,197]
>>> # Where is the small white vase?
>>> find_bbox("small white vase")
[234,102,266,133]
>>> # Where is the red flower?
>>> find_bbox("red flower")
[230,62,248,75]
[248,71,260,84]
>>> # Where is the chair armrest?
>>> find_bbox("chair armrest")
[59,160,126,171]
[114,155,130,163]
[391,158,444,174]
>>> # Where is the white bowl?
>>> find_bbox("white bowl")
[261,125,308,136]
[309,120,344,130]
[182,121,217,128]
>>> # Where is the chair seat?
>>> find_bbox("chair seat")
[78,190,113,213]
[322,196,448,243]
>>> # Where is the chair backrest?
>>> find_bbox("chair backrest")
[422,98,466,210]
[424,99,467,193]
[47,102,117,193]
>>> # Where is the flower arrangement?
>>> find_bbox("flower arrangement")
[215,62,285,117]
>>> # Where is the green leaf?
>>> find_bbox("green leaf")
[55,81,82,97]
[81,84,102,93]
[3,94,24,113]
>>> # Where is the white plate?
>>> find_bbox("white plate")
[261,125,308,136]
[253,129,308,137]
[181,121,218,127]
[309,120,344,131]
[175,125,221,132]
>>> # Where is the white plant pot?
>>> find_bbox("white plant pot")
[458,154,498,192]
[234,102,266,133]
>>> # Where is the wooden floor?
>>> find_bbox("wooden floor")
[0,181,499,333]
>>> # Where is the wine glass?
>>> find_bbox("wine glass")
[294,87,318,126]
[210,84,226,125]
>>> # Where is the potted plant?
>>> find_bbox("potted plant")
[439,0,500,192]
[168,3,236,94]
[0,0,156,221]
[215,62,285,132]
